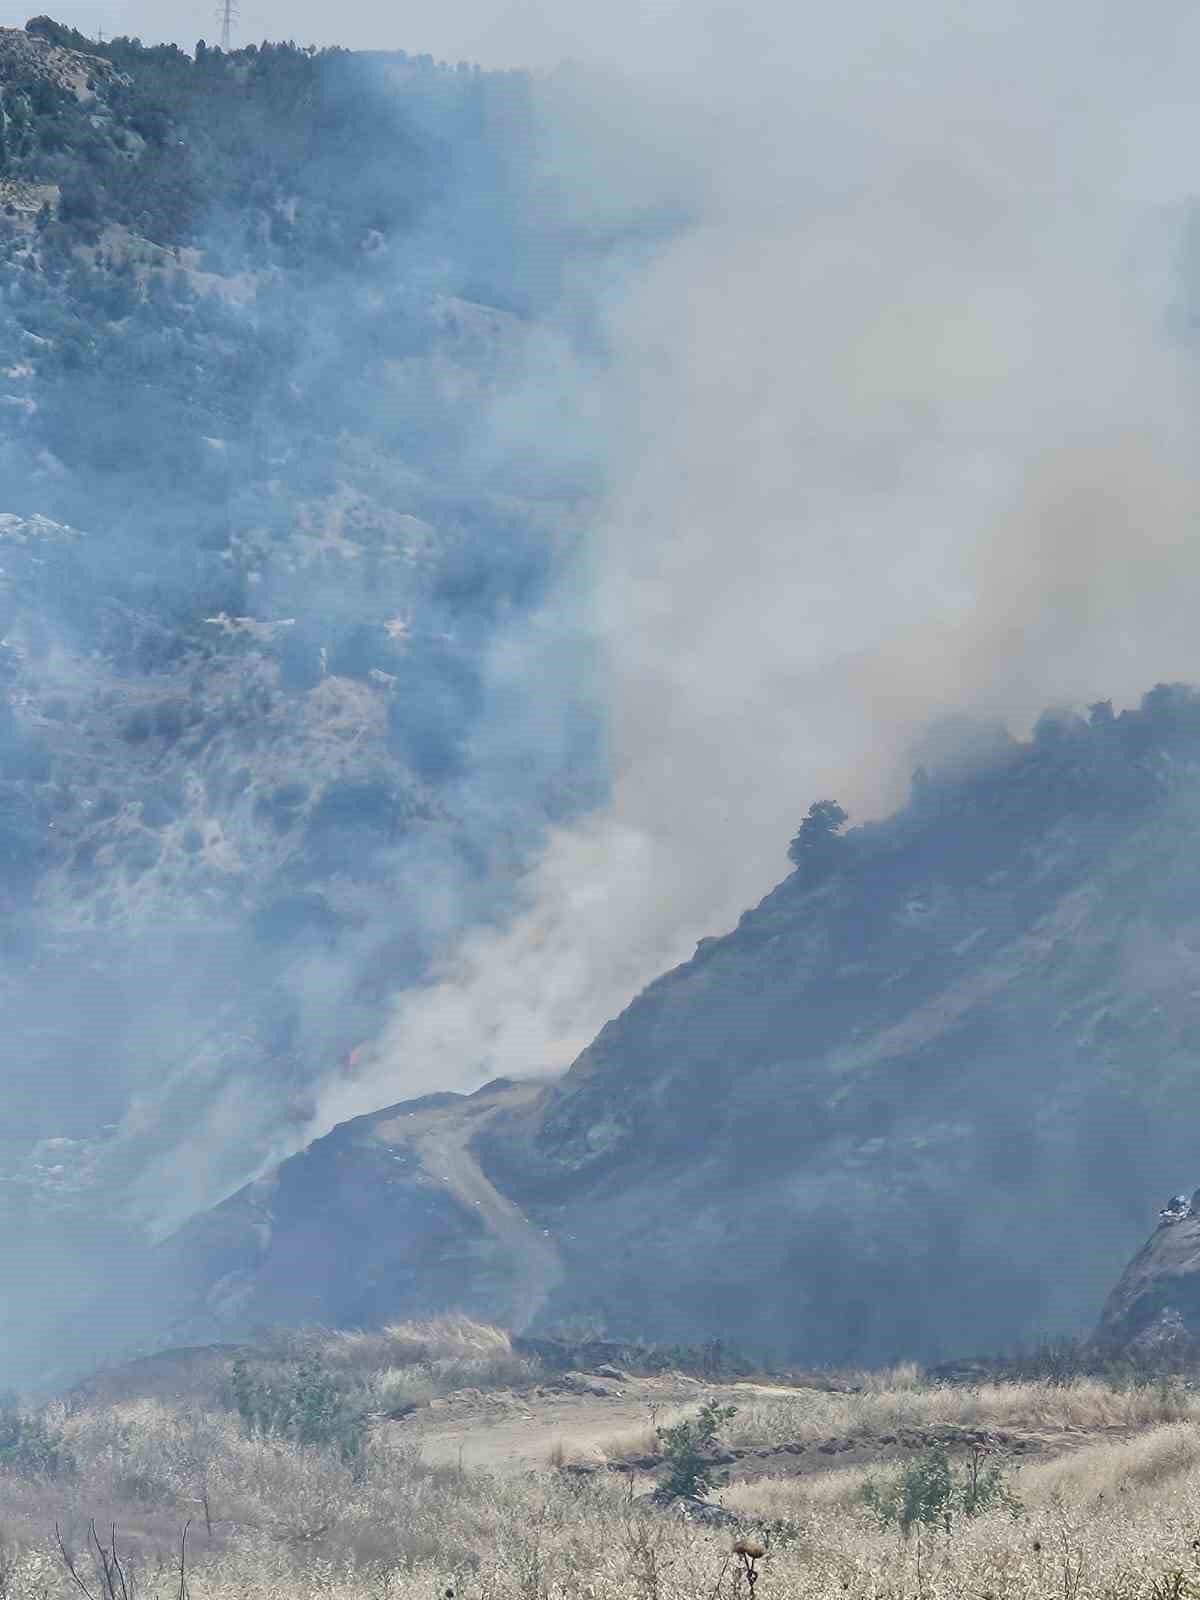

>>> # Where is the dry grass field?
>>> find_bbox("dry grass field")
[4,1321,1200,1600]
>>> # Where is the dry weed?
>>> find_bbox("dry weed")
[724,1377,1197,1448]
[4,1364,1200,1599]
[317,1316,514,1369]
[852,1361,925,1393]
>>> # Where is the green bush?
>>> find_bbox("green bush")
[0,1401,74,1479]
[230,1354,369,1462]
[862,1447,1019,1532]
[656,1399,737,1500]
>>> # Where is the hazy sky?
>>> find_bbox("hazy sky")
[14,0,1199,85]
[7,0,759,64]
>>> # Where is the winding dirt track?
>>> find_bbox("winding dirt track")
[414,1118,563,1329]
[372,1083,562,1331]
[369,1092,812,1474]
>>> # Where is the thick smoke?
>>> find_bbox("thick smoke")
[0,38,689,1388]
[323,0,1200,1125]
[11,2,1200,1384]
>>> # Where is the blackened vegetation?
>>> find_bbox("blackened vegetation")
[484,684,1200,1364]
[796,689,1200,894]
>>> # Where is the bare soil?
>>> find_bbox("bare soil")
[393,1374,1150,1481]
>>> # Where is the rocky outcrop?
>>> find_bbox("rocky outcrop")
[1096,1193,1200,1350]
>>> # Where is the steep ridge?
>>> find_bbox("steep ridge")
[161,686,1200,1367]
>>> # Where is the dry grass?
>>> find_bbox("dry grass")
[545,1437,608,1470]
[850,1360,926,1393]
[364,1351,542,1411]
[5,1363,1200,1598]
[252,1316,541,1412]
[265,1314,515,1371]
[315,1315,515,1369]
[1013,1420,1200,1504]
[723,1376,1195,1448]
[593,1409,689,1463]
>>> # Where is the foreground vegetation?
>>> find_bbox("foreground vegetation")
[3,1321,1200,1598]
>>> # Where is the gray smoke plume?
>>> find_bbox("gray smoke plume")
[10,2,1200,1391]
[320,0,1200,1129]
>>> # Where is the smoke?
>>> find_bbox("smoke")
[10,1,1200,1384]
[322,0,1200,1124]
[0,39,676,1374]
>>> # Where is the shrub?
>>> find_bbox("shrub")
[862,1446,1020,1532]
[656,1399,737,1500]
[230,1354,369,1462]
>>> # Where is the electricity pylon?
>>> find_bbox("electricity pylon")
[215,0,238,51]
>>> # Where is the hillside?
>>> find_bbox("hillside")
[4,1319,1200,1600]
[0,19,666,1385]
[153,685,1200,1367]
[10,16,1200,1391]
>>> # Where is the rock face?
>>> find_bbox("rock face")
[160,688,1200,1368]
[1096,1194,1200,1349]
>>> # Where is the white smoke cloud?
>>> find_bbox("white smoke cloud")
[317,0,1200,1127]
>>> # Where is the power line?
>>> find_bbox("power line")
[214,0,239,51]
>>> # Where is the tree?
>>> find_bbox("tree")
[787,799,848,873]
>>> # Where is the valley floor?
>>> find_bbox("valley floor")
[4,1322,1200,1599]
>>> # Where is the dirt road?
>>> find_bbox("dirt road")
[372,1084,562,1332]
[400,1379,1142,1481]
[404,1378,804,1473]
[415,1121,562,1329]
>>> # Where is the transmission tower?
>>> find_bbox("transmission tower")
[215,0,238,50]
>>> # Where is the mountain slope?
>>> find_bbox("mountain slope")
[0,19,674,1386]
[159,686,1200,1367]
[157,1079,557,1347]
